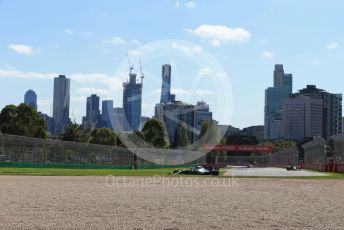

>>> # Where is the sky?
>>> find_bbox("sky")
[0,0,343,128]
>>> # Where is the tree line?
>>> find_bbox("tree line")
[0,104,195,148]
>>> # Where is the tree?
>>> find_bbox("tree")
[269,140,296,152]
[142,118,168,148]
[199,120,211,141]
[226,133,259,156]
[0,103,47,138]
[198,120,220,145]
[90,128,117,146]
[125,130,146,148]
[61,123,89,142]
[173,124,189,147]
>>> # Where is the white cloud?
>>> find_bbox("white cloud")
[63,28,74,35]
[128,50,143,57]
[130,39,141,46]
[0,69,126,91]
[197,67,227,78]
[76,87,112,96]
[325,42,339,50]
[185,1,197,8]
[0,69,55,79]
[107,36,126,45]
[198,67,211,76]
[70,73,125,90]
[261,51,275,59]
[8,43,39,55]
[176,1,197,8]
[171,42,203,55]
[63,29,92,37]
[186,24,250,46]
[105,37,141,46]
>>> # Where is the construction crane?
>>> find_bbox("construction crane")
[140,59,144,84]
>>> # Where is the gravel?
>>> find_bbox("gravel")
[0,176,343,229]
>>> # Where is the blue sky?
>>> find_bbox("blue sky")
[0,0,343,128]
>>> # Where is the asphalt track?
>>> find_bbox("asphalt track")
[225,166,328,177]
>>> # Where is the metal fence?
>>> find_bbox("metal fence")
[302,137,327,171]
[268,147,298,167]
[0,133,205,168]
[330,134,344,172]
[214,147,298,167]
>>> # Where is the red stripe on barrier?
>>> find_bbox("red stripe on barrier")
[202,144,273,153]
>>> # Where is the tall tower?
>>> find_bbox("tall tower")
[273,64,284,88]
[101,100,114,129]
[160,64,172,104]
[53,75,70,134]
[122,66,143,132]
[264,65,293,140]
[84,94,100,126]
[24,89,37,111]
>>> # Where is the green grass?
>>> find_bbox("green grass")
[0,167,184,176]
[0,166,342,179]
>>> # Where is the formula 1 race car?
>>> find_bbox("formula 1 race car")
[172,165,219,176]
[286,165,301,171]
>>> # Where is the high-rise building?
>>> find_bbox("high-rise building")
[264,87,282,140]
[101,100,114,130]
[281,95,323,140]
[155,101,212,145]
[52,75,70,134]
[24,89,37,110]
[82,94,100,127]
[273,64,285,88]
[122,66,143,132]
[194,101,213,142]
[293,85,342,139]
[112,107,123,132]
[38,112,53,135]
[282,74,293,98]
[160,64,175,103]
[264,64,293,140]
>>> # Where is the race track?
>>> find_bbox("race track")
[225,166,328,177]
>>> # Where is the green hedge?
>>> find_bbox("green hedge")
[0,162,195,170]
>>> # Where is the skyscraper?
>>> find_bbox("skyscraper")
[101,100,114,129]
[24,89,37,110]
[264,64,293,140]
[160,64,173,103]
[293,85,342,139]
[155,101,213,144]
[122,66,143,132]
[83,94,100,127]
[112,107,123,132]
[52,75,70,134]
[264,87,282,140]
[281,95,323,140]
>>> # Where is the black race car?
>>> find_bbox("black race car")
[286,165,298,171]
[172,165,219,176]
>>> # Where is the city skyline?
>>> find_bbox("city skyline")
[0,0,343,128]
